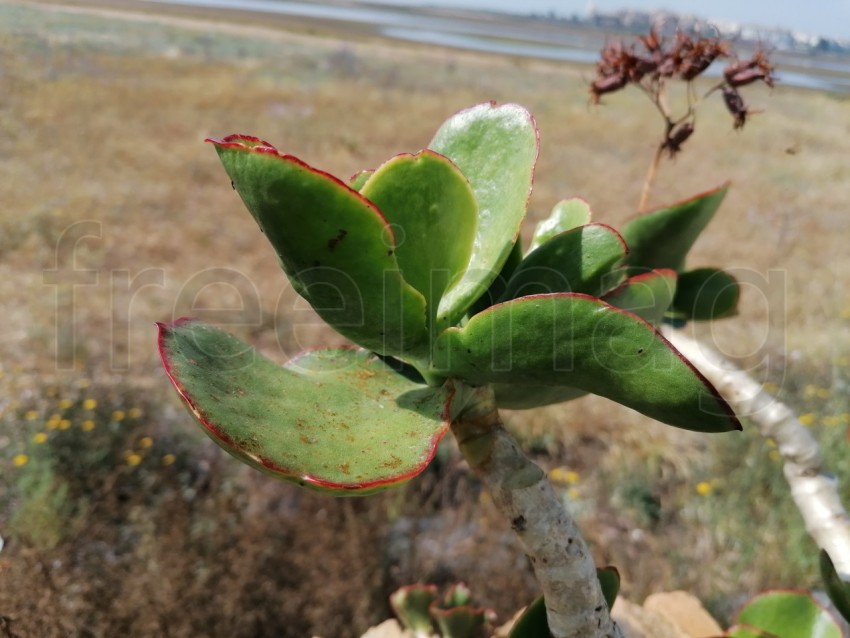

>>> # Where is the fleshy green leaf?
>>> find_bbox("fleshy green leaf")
[821,550,850,624]
[429,102,538,324]
[432,294,739,433]
[508,596,548,638]
[468,238,523,317]
[671,267,739,321]
[360,151,478,333]
[500,223,627,301]
[530,198,593,251]
[621,184,729,272]
[207,135,427,357]
[158,318,451,495]
[726,624,771,638]
[431,606,491,638]
[602,269,678,325]
[348,169,373,191]
[730,591,844,638]
[390,585,438,635]
[442,583,474,608]
[494,384,587,410]
[597,566,620,610]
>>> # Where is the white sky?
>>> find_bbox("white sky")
[369,0,850,40]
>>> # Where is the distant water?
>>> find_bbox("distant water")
[143,0,850,93]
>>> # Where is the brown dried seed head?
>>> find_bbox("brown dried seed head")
[663,121,695,156]
[722,86,748,129]
[590,73,630,103]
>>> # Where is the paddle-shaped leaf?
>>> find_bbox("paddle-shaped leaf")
[603,269,678,325]
[360,151,478,332]
[348,169,373,191]
[597,566,620,610]
[621,183,729,272]
[728,591,844,638]
[494,383,586,410]
[671,267,739,320]
[390,585,438,635]
[467,238,523,317]
[508,596,547,638]
[429,102,538,325]
[500,223,627,301]
[431,605,491,638]
[432,294,739,432]
[158,318,451,494]
[530,198,593,252]
[821,550,850,624]
[207,136,427,357]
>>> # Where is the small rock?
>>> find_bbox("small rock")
[612,598,685,638]
[359,619,415,638]
[644,591,723,638]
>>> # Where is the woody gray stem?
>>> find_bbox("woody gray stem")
[663,326,850,577]
[451,383,622,638]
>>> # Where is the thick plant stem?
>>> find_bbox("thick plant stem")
[663,326,850,577]
[451,383,622,638]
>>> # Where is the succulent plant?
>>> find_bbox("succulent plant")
[390,583,494,638]
[158,102,739,496]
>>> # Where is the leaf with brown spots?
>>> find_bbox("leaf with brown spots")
[158,318,453,494]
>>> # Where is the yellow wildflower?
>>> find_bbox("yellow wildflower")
[82,399,97,411]
[12,454,28,467]
[695,481,712,496]
[32,432,48,444]
[24,410,39,421]
[58,419,71,430]
[816,387,831,399]
[799,413,816,426]
[112,410,126,422]
[58,398,73,410]
[548,466,580,486]
[138,436,153,449]
[81,420,95,432]
[822,415,842,427]
[162,453,176,466]
[128,407,143,419]
[769,450,781,462]
[125,453,142,467]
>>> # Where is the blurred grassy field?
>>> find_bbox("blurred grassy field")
[2,0,850,635]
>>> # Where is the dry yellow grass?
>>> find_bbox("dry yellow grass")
[3,0,850,628]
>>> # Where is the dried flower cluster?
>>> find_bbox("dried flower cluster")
[592,30,730,94]
[591,27,776,151]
